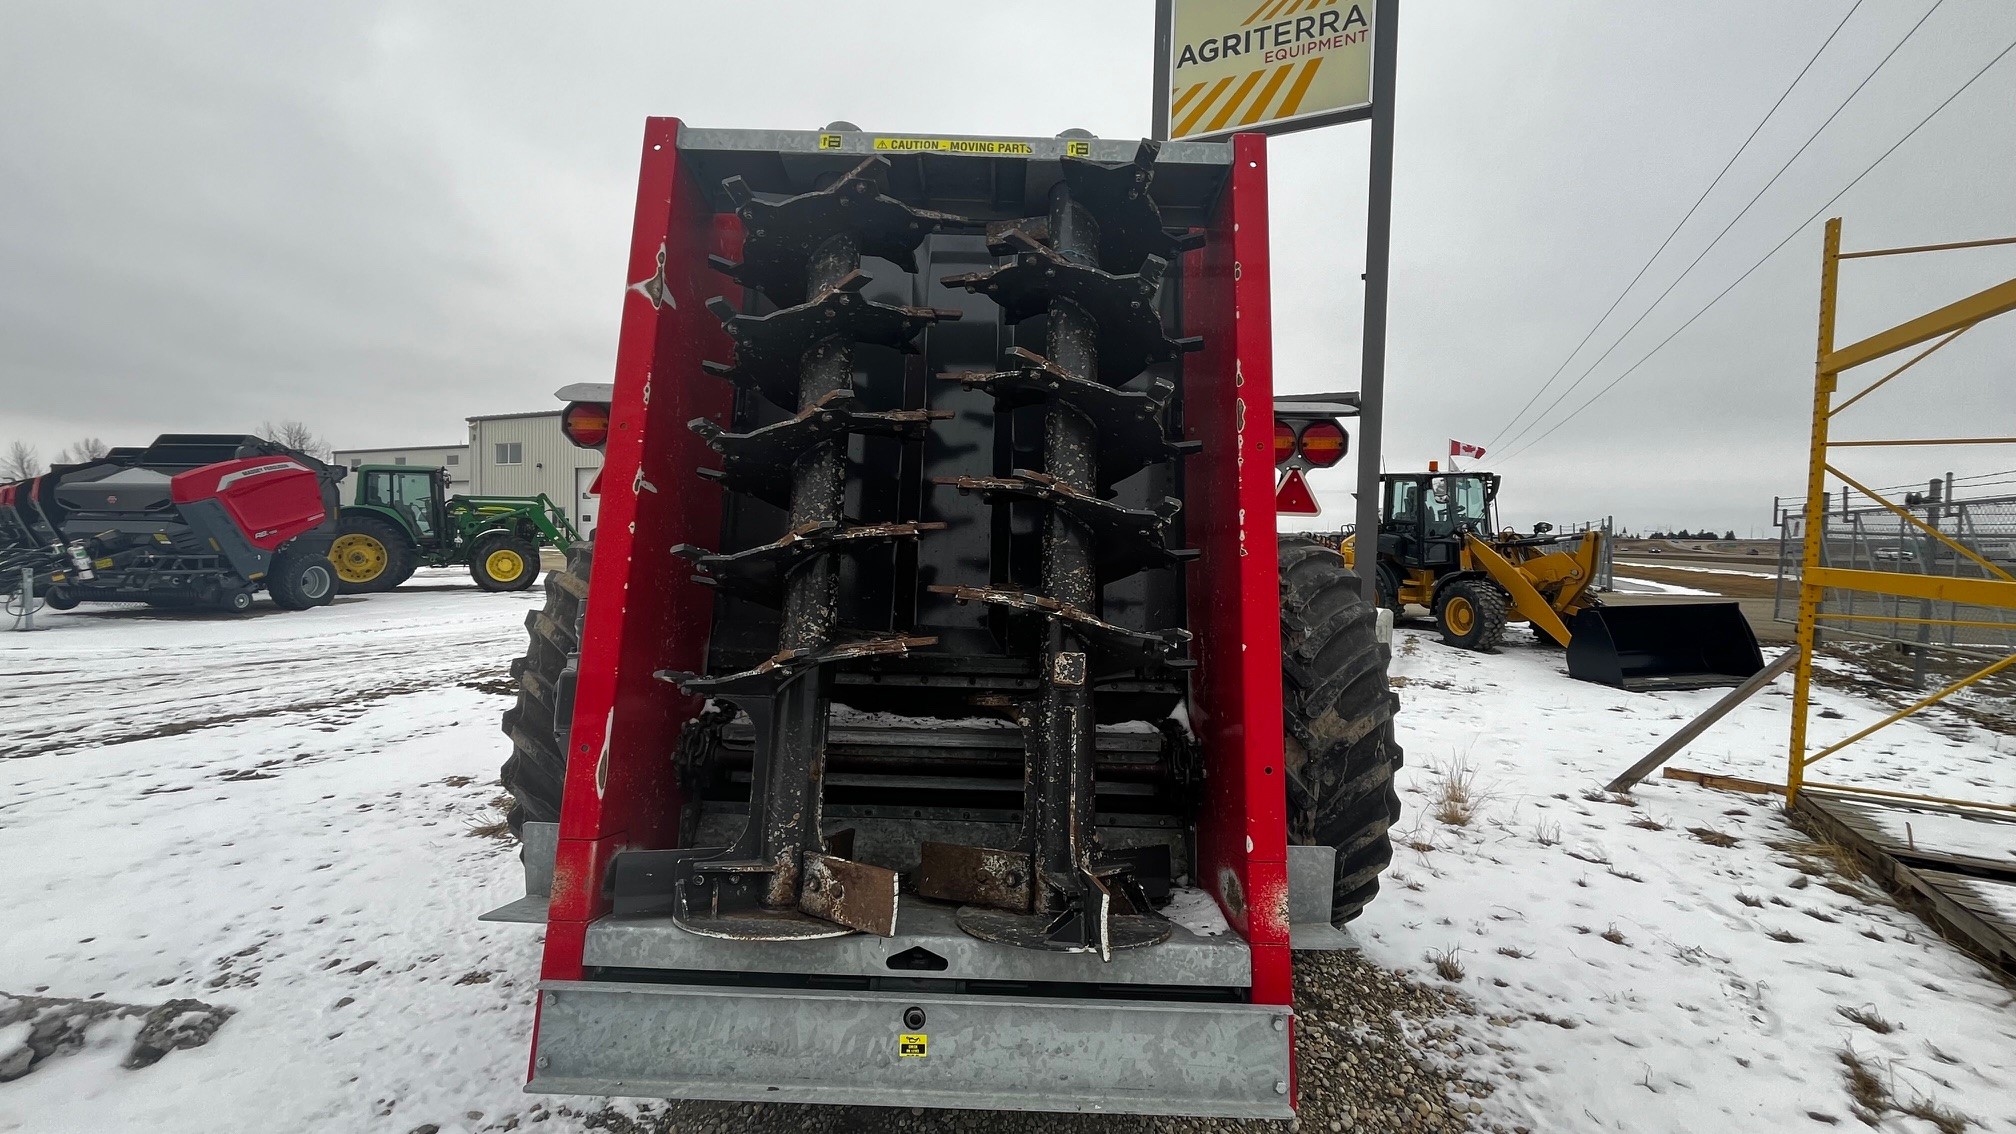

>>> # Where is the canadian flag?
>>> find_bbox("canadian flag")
[1449,439,1487,460]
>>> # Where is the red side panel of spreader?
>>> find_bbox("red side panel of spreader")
[170,457,328,550]
[1183,133,1291,1006]
[538,118,736,986]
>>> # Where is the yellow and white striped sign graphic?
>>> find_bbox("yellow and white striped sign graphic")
[1166,0,1373,139]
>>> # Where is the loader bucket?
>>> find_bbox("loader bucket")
[1566,602,1764,692]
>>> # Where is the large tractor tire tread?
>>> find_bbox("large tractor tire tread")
[499,543,592,837]
[1435,578,1509,651]
[1279,536,1405,927]
[332,514,415,595]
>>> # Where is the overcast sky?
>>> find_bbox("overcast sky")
[2,1,2011,534]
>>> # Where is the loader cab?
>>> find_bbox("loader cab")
[1381,471,1498,567]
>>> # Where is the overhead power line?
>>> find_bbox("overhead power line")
[1495,31,2016,466]
[1493,0,1947,459]
[1482,0,1867,451]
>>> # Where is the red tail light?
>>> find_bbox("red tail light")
[1273,420,1298,466]
[562,402,611,449]
[1297,421,1347,468]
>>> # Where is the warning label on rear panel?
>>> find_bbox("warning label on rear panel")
[872,137,1035,156]
[898,1033,929,1057]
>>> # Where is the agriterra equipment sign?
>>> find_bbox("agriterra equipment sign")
[1158,0,1374,140]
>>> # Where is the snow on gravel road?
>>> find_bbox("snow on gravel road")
[4,586,2015,1133]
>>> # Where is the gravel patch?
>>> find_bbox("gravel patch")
[493,950,1510,1134]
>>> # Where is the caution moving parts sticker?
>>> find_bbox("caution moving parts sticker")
[818,134,1092,158]
[1168,0,1373,138]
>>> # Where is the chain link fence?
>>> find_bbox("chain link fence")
[1774,492,2016,670]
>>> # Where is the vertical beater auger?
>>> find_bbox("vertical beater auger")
[651,157,973,940]
[921,140,1205,959]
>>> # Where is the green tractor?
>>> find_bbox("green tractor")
[331,465,579,594]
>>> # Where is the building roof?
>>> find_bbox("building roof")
[467,410,563,423]
[331,442,468,455]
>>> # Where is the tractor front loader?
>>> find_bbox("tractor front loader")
[483,121,1403,1119]
[1347,469,1763,690]
[332,465,578,594]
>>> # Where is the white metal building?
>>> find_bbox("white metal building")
[467,411,605,539]
[330,443,471,491]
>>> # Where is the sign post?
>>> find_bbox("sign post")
[1154,0,1397,600]
[1354,0,1397,602]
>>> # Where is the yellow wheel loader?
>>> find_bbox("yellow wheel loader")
[1342,470,1763,690]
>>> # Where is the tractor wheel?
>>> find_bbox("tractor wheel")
[267,547,337,611]
[499,542,592,836]
[1279,536,1404,928]
[331,515,414,594]
[42,588,79,611]
[470,533,540,592]
[1435,578,1508,651]
[1376,565,1404,616]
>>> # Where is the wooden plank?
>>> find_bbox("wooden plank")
[1913,869,2016,931]
[1803,791,2016,881]
[1896,866,2016,967]
[1660,768,1784,796]
[1791,793,2016,973]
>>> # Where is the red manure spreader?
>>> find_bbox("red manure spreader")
[485,122,1400,1119]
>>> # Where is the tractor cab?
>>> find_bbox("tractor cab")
[355,465,450,548]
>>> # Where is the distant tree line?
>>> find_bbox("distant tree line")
[1643,529,1739,541]
[1,421,328,483]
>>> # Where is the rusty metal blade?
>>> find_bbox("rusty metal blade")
[916,841,1034,913]
[799,852,900,937]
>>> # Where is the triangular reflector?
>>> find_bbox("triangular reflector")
[1275,468,1321,515]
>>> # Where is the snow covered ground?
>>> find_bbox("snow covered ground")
[1370,622,2016,1133]
[3,582,2013,1132]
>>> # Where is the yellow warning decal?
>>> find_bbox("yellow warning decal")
[873,137,1035,156]
[818,134,843,150]
[1064,140,1091,157]
[898,1033,929,1057]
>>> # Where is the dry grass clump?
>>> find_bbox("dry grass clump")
[1836,1004,1896,1035]
[1426,946,1465,982]
[1838,1047,1975,1134]
[1429,754,1486,827]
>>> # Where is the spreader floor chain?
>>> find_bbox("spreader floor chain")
[922,139,1203,959]
[653,157,970,940]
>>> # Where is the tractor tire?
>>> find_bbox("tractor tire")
[1376,565,1404,616]
[499,542,592,836]
[331,515,415,594]
[1435,578,1508,651]
[267,547,337,611]
[1279,536,1404,928]
[470,533,540,592]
